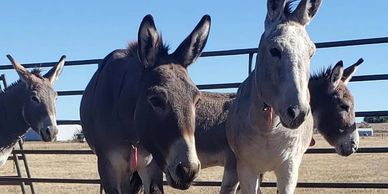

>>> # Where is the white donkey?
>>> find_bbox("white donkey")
[227,0,322,193]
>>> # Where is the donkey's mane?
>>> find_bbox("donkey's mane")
[127,36,170,58]
[0,68,42,96]
[98,40,170,70]
[310,66,333,83]
[127,42,139,56]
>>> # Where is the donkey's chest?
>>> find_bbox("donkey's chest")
[237,125,311,172]
[251,134,297,169]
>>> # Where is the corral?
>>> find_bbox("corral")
[0,37,388,193]
[0,134,387,194]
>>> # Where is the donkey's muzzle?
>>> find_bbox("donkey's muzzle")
[175,162,199,183]
[339,139,358,156]
[168,162,200,190]
[166,162,201,190]
[40,126,58,142]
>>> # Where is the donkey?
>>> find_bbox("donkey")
[128,59,362,194]
[226,0,322,193]
[257,58,363,190]
[0,55,65,167]
[309,59,362,156]
[80,14,211,194]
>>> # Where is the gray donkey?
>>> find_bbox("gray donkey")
[226,0,322,193]
[80,15,211,194]
[128,59,362,194]
[0,55,65,167]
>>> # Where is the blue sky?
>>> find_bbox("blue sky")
[0,0,387,121]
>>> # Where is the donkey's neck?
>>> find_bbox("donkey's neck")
[308,76,327,129]
[0,82,30,149]
[235,72,281,134]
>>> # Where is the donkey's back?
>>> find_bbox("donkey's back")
[194,92,235,167]
[80,47,142,151]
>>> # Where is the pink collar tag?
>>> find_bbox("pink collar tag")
[130,145,138,171]
[309,137,316,147]
[264,106,273,127]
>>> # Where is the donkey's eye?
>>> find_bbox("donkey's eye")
[340,104,350,112]
[31,96,40,103]
[149,96,165,109]
[270,48,282,59]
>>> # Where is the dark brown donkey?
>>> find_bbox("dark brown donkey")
[80,15,211,194]
[309,59,363,156]
[0,55,65,167]
[129,59,362,194]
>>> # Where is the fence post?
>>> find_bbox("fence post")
[11,150,26,194]
[248,53,254,75]
[18,140,35,194]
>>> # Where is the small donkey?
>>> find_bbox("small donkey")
[0,55,65,167]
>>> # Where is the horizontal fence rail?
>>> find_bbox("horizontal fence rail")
[1,36,388,191]
[1,177,388,189]
[1,178,388,189]
[7,147,388,155]
[192,181,388,189]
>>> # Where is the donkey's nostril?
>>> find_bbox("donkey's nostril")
[287,105,302,120]
[176,163,188,179]
[46,127,52,136]
[287,106,297,119]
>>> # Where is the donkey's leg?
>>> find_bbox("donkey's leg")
[137,158,164,194]
[274,158,301,194]
[0,147,13,167]
[129,171,144,194]
[236,160,260,194]
[220,150,239,194]
[97,148,132,194]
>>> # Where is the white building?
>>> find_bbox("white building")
[357,128,374,136]
[24,125,82,141]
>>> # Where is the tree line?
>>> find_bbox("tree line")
[363,116,388,123]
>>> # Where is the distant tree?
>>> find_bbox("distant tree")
[72,129,85,142]
[363,116,388,123]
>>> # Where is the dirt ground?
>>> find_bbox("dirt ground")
[0,133,388,194]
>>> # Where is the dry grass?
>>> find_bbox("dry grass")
[1,134,388,194]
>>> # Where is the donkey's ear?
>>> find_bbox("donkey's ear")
[329,60,344,91]
[6,54,32,84]
[44,55,66,84]
[137,14,162,69]
[266,0,287,22]
[292,0,322,25]
[342,58,363,85]
[171,15,211,68]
